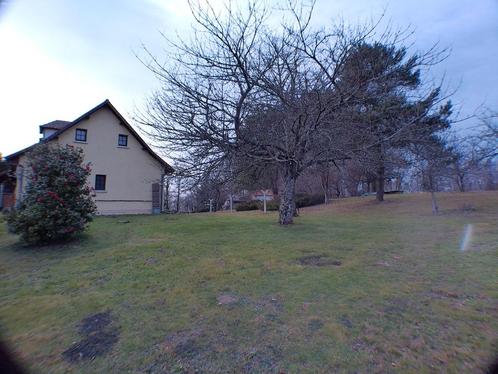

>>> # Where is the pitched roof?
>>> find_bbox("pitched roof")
[39,120,71,133]
[6,100,174,174]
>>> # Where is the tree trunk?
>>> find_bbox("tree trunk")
[320,172,329,204]
[456,174,465,192]
[176,178,181,213]
[428,173,439,214]
[396,177,402,191]
[163,178,170,212]
[340,159,349,197]
[485,160,495,190]
[279,165,297,225]
[430,190,439,214]
[376,166,385,202]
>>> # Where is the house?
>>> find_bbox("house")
[251,189,275,201]
[1,99,174,215]
[221,189,276,210]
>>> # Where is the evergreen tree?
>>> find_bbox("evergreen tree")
[7,144,96,244]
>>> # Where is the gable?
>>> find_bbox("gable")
[6,100,174,174]
[56,105,169,174]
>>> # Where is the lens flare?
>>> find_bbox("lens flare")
[460,224,473,251]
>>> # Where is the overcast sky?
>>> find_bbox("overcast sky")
[0,0,497,157]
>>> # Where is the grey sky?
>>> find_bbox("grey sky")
[0,0,497,157]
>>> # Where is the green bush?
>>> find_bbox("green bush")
[234,195,323,212]
[295,193,325,208]
[235,201,261,211]
[7,144,96,244]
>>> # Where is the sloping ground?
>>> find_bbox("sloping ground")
[0,191,497,373]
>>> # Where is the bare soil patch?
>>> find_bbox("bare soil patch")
[217,294,240,305]
[62,311,119,362]
[296,255,342,267]
[308,318,324,332]
[161,324,283,373]
[242,345,282,373]
[155,295,286,373]
[338,315,353,329]
[253,295,283,315]
[144,257,158,265]
[430,289,460,299]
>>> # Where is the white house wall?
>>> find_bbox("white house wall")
[15,106,164,215]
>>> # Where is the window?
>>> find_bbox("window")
[118,134,128,147]
[95,175,106,191]
[75,129,87,142]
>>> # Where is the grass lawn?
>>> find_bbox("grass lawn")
[0,192,497,373]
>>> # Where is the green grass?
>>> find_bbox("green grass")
[0,192,497,373]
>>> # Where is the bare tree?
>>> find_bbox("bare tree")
[476,109,498,151]
[447,112,497,192]
[409,136,455,214]
[136,0,453,223]
[136,1,355,224]
[175,176,182,213]
[163,175,171,212]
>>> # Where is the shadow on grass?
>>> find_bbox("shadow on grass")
[3,232,95,258]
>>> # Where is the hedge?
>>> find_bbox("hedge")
[295,193,325,208]
[235,201,261,211]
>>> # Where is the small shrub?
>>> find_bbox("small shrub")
[461,203,476,213]
[295,193,325,208]
[7,144,96,244]
[235,201,261,211]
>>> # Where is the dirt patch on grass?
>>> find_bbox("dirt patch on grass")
[430,289,460,299]
[351,338,372,353]
[216,293,283,318]
[163,326,205,360]
[308,318,324,332]
[157,300,286,373]
[217,294,240,305]
[242,345,282,373]
[160,326,213,372]
[253,295,284,326]
[78,312,112,335]
[297,255,342,267]
[383,298,411,317]
[161,324,283,373]
[338,315,353,329]
[157,247,176,256]
[374,260,391,267]
[145,257,158,265]
[62,311,119,362]
[253,295,283,314]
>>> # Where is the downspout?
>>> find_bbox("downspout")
[160,173,165,213]
[15,165,24,208]
[0,183,3,210]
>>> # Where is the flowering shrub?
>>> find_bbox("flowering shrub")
[7,144,96,244]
